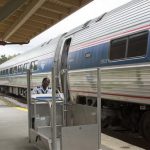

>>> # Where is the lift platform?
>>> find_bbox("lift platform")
[26,68,102,150]
[26,68,145,150]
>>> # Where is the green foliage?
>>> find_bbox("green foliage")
[0,55,7,64]
[0,54,20,64]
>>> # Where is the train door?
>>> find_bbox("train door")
[59,38,99,150]
[61,38,71,70]
[60,38,71,92]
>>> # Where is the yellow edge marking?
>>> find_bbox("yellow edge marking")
[15,107,28,111]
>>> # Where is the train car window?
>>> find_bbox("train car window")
[6,69,8,75]
[127,31,148,58]
[10,68,13,74]
[20,65,23,72]
[18,66,20,72]
[27,63,30,69]
[31,60,38,71]
[23,63,30,72]
[18,65,23,73]
[13,66,17,74]
[18,65,20,72]
[110,31,148,60]
[23,63,27,72]
[3,70,5,75]
[30,63,33,70]
[34,61,38,70]
[110,38,127,60]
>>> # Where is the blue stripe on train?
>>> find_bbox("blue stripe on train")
[1,32,150,77]
[68,40,150,70]
[37,57,53,73]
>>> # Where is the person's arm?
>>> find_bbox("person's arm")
[32,87,38,94]
[47,87,52,94]
[56,89,64,100]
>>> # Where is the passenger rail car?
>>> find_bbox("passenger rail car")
[0,0,150,141]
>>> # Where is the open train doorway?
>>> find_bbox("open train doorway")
[61,38,71,70]
[60,38,71,93]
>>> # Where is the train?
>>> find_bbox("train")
[0,0,150,141]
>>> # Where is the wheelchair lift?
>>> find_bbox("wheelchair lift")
[27,68,102,150]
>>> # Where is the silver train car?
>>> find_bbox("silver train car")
[0,0,150,141]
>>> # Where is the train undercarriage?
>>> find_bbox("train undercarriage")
[76,95,150,142]
[0,85,27,98]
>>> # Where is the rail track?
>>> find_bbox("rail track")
[102,126,150,149]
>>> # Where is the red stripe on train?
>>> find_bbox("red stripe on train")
[69,90,150,99]
[70,24,150,52]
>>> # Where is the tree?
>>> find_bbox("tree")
[0,55,7,64]
[0,54,20,64]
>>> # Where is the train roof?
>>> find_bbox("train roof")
[65,0,150,45]
[0,0,150,69]
[0,35,63,69]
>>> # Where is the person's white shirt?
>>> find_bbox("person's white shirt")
[32,86,52,94]
[32,86,64,101]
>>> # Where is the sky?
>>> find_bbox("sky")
[0,0,131,56]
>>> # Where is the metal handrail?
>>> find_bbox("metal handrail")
[62,69,68,126]
[51,67,57,150]
[97,68,102,150]
[27,69,31,142]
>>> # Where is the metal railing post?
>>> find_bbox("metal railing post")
[62,69,68,126]
[51,67,57,150]
[27,69,31,143]
[97,68,102,150]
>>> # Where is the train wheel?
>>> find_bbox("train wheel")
[140,111,150,142]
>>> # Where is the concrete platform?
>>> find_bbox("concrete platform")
[0,98,144,150]
[101,134,144,150]
[0,101,38,150]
